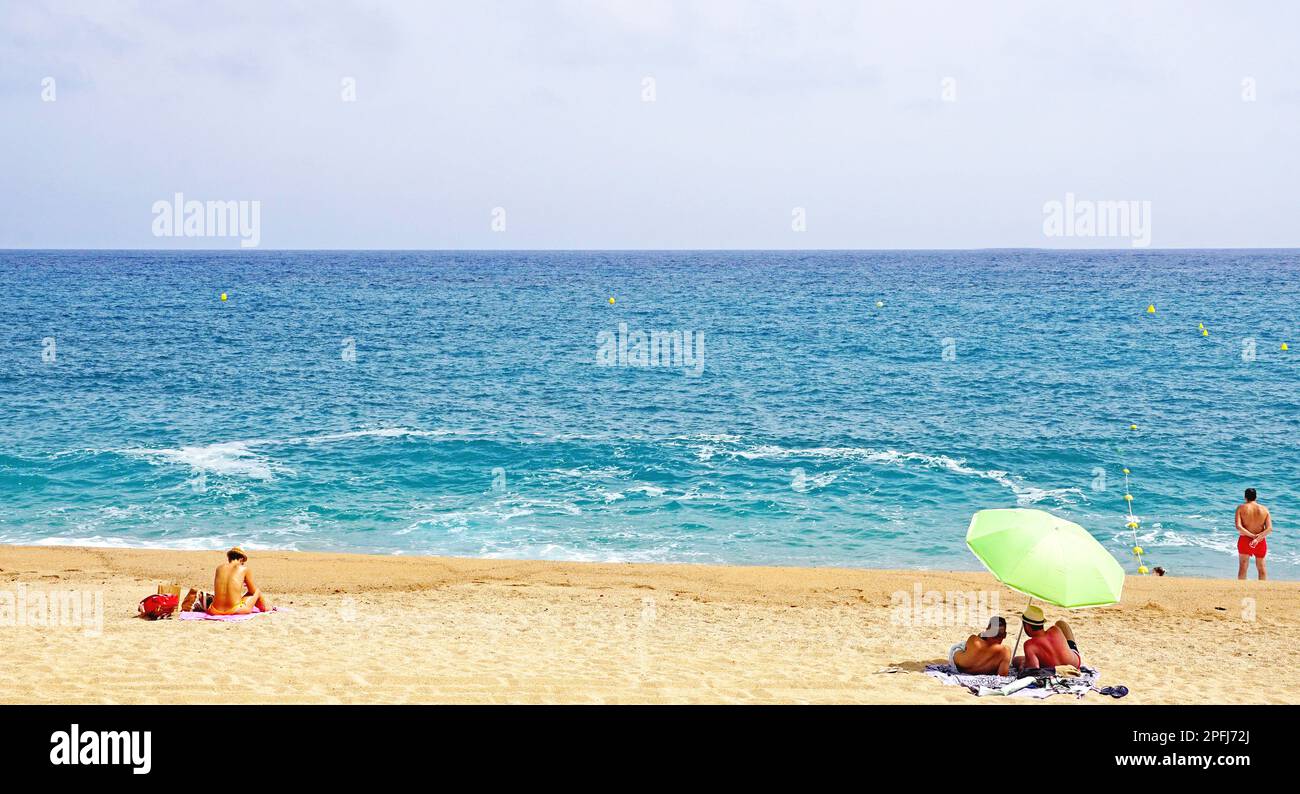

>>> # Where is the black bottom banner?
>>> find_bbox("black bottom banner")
[1,704,1284,782]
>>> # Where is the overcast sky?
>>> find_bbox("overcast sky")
[2,1,1298,249]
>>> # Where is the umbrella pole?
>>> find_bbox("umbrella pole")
[1009,596,1031,674]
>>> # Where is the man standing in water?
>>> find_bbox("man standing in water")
[1235,488,1271,581]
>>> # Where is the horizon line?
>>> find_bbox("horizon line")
[4,246,1300,254]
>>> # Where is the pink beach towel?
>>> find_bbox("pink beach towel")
[178,606,285,622]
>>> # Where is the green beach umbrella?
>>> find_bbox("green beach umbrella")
[966,508,1124,608]
[966,508,1124,670]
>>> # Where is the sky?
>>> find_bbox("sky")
[2,0,1299,249]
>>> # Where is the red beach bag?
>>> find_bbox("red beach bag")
[138,593,179,620]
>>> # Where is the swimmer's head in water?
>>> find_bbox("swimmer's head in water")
[1245,487,1257,502]
[227,546,248,563]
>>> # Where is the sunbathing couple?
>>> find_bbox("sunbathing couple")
[948,606,1080,675]
[181,546,271,615]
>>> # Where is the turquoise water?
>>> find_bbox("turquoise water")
[2,250,1297,578]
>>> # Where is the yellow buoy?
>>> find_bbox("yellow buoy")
[1282,342,1290,351]
[1147,304,1156,314]
[220,292,228,301]
[1202,328,1209,337]
[1138,565,1149,575]
[1122,468,1130,475]
[608,297,616,305]
[1133,546,1143,555]
[1126,521,1138,529]
[1129,424,1138,431]
[1124,494,1133,502]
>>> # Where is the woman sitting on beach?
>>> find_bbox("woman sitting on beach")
[948,616,1011,675]
[207,546,270,615]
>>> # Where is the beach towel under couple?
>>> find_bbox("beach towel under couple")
[924,664,1101,699]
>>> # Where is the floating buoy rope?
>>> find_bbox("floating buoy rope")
[1119,453,1153,575]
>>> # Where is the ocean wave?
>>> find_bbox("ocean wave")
[472,540,713,565]
[300,427,473,444]
[693,441,1083,507]
[70,503,186,533]
[398,498,580,535]
[669,433,743,443]
[547,465,632,479]
[1122,527,1236,556]
[1103,525,1300,567]
[6,534,300,553]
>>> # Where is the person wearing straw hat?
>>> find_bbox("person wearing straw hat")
[1012,605,1081,670]
[207,546,270,616]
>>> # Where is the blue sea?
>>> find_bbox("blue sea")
[2,250,1297,578]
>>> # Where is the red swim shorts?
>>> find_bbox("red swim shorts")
[1238,536,1267,558]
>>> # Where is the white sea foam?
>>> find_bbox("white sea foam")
[496,507,535,522]
[122,441,283,480]
[398,511,471,534]
[626,484,667,497]
[796,471,840,491]
[113,427,476,480]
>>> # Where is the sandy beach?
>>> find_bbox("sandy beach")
[2,544,1296,705]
